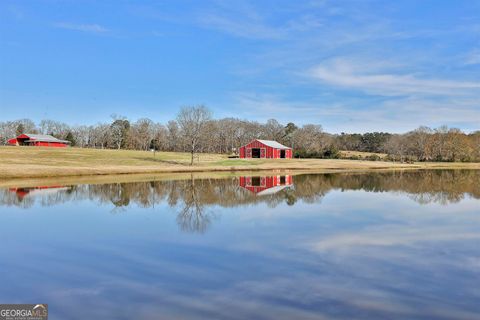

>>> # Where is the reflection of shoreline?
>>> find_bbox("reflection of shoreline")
[0,170,478,210]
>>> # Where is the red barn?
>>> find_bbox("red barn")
[239,139,292,159]
[7,133,70,147]
[239,175,293,195]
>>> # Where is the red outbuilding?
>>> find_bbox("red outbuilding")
[7,133,70,147]
[239,139,292,159]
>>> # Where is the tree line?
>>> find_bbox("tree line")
[0,106,479,162]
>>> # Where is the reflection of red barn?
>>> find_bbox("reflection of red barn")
[239,175,293,195]
[8,134,70,147]
[239,139,292,159]
[9,186,69,200]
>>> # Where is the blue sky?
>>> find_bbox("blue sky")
[0,0,479,133]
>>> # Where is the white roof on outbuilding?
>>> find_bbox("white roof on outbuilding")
[22,133,70,143]
[256,139,291,149]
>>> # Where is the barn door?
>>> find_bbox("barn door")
[246,148,252,158]
[246,177,265,187]
[260,148,266,158]
[260,177,266,186]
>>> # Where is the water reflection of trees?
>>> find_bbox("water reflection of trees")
[323,170,480,205]
[175,175,212,233]
[0,187,76,209]
[1,170,479,229]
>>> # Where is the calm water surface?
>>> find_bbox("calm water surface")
[0,170,479,320]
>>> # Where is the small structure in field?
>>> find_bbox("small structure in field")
[239,139,292,159]
[240,175,293,195]
[8,133,70,147]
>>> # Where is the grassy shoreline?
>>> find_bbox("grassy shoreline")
[1,146,479,187]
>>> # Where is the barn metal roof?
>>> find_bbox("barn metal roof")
[256,139,291,149]
[256,185,290,196]
[22,133,70,143]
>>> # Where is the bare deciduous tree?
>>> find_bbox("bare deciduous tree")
[176,105,212,165]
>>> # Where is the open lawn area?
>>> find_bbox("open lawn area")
[339,150,388,159]
[1,146,479,181]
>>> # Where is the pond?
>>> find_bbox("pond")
[0,170,479,319]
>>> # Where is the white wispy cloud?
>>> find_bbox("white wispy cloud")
[124,1,479,132]
[230,90,480,133]
[197,13,285,39]
[53,22,109,34]
[195,1,326,40]
[311,226,480,251]
[308,58,480,96]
